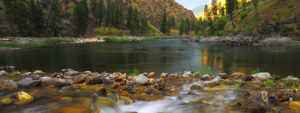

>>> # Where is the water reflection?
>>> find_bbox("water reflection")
[0,39,300,75]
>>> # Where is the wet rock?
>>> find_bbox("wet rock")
[145,88,153,94]
[208,84,239,90]
[190,85,204,91]
[12,91,34,105]
[0,70,8,76]
[283,75,299,81]
[131,94,163,101]
[200,74,213,80]
[289,101,300,110]
[189,98,203,104]
[63,75,72,79]
[89,74,103,85]
[39,77,73,86]
[62,69,79,76]
[135,74,149,84]
[160,73,168,78]
[251,72,271,81]
[182,71,192,78]
[0,79,18,90]
[147,72,155,78]
[95,97,116,107]
[192,72,201,77]
[72,84,105,92]
[17,78,39,87]
[240,91,269,112]
[56,106,91,113]
[154,79,165,90]
[83,71,92,76]
[231,72,246,78]
[217,73,230,79]
[116,73,127,81]
[243,75,254,81]
[204,76,222,87]
[33,70,43,75]
[117,95,133,105]
[123,86,135,94]
[0,97,12,104]
[73,74,90,84]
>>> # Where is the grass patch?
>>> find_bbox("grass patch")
[0,38,72,48]
[251,67,260,75]
[264,79,277,87]
[129,69,140,76]
[197,67,213,75]
[103,36,138,42]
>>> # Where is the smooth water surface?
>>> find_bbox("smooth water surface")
[0,38,300,75]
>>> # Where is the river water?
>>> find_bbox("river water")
[0,38,300,75]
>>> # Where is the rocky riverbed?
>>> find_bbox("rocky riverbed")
[185,35,300,46]
[0,69,300,113]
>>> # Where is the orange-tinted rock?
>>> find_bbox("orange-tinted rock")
[91,109,101,113]
[73,74,89,84]
[189,98,203,104]
[231,72,246,78]
[56,106,90,113]
[131,94,162,101]
[147,72,155,78]
[289,101,300,110]
[12,91,34,105]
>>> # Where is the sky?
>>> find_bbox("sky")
[175,0,211,9]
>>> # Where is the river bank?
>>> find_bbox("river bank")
[185,35,300,46]
[0,69,300,113]
[0,36,184,49]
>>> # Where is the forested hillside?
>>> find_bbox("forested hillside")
[0,0,196,37]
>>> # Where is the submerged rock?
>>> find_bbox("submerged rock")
[135,74,148,84]
[0,70,8,76]
[39,77,73,86]
[0,97,12,104]
[56,106,91,113]
[89,74,103,85]
[95,97,116,107]
[251,72,271,81]
[73,74,90,84]
[123,86,135,94]
[240,91,269,112]
[18,77,39,87]
[190,85,204,91]
[12,91,34,105]
[289,101,300,110]
[0,79,18,90]
[145,88,153,94]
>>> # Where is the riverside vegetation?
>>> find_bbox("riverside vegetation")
[1,68,300,112]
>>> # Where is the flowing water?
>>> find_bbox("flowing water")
[0,38,300,75]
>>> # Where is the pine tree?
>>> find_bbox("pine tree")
[28,0,45,36]
[226,0,236,28]
[96,0,105,26]
[15,1,28,36]
[170,16,176,28]
[72,0,88,36]
[127,6,133,31]
[160,10,168,34]
[185,18,190,34]
[179,19,185,35]
[141,13,148,34]
[90,0,97,17]
[49,0,61,36]
[132,8,139,34]
[211,0,218,20]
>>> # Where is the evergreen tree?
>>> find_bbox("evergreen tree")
[220,7,225,16]
[226,0,236,28]
[72,0,88,36]
[90,0,97,17]
[96,0,106,26]
[127,6,133,31]
[141,13,148,34]
[105,0,113,26]
[15,1,28,36]
[160,10,168,34]
[179,19,185,35]
[170,16,176,28]
[49,0,61,36]
[132,8,139,34]
[28,0,45,36]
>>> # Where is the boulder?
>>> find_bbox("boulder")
[283,75,299,81]
[0,70,8,76]
[56,106,91,113]
[122,86,135,94]
[135,74,148,84]
[147,72,155,78]
[89,75,103,85]
[190,85,204,91]
[62,69,79,76]
[231,72,247,78]
[73,74,90,84]
[0,79,18,90]
[289,101,300,110]
[200,74,213,80]
[18,78,39,87]
[83,71,92,76]
[145,88,153,95]
[240,91,269,112]
[217,73,230,79]
[39,77,73,86]
[12,91,34,105]
[251,72,271,81]
[160,73,168,78]
[182,71,192,78]
[95,97,116,107]
[33,70,43,75]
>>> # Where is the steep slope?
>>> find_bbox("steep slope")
[192,5,205,17]
[0,0,196,36]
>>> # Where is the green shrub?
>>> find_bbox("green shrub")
[239,11,248,20]
[251,67,260,75]
[281,25,293,33]
[295,30,300,35]
[288,4,294,8]
[197,67,213,75]
[264,80,277,87]
[94,27,127,36]
[271,15,279,21]
[213,30,225,36]
[129,69,139,76]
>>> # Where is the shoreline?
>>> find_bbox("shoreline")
[0,69,300,112]
[185,35,300,46]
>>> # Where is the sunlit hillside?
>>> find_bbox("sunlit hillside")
[197,0,251,20]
